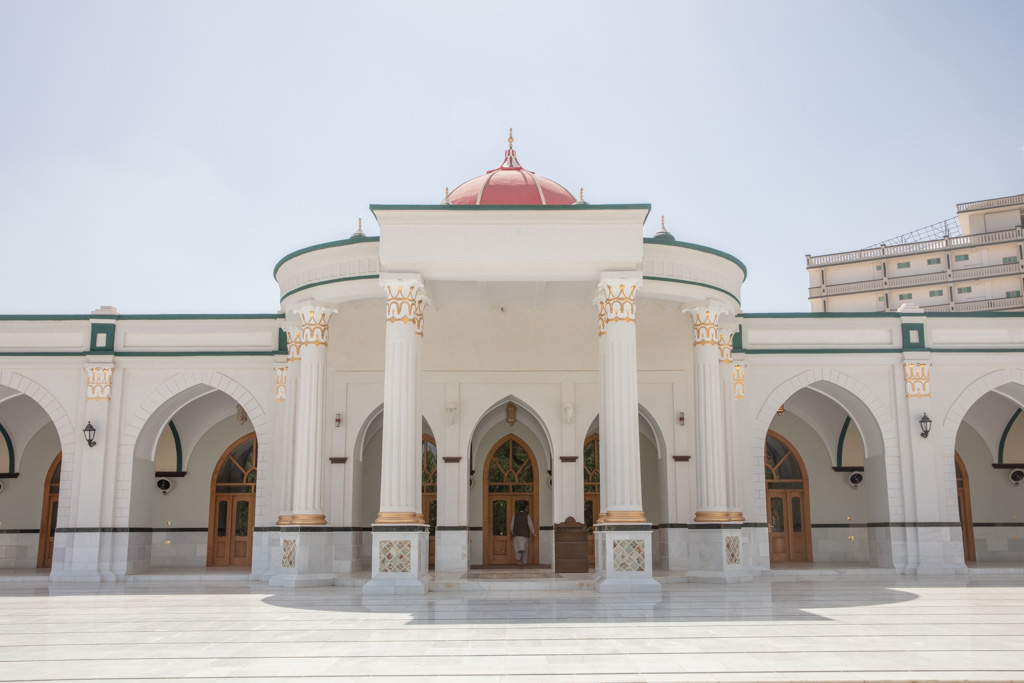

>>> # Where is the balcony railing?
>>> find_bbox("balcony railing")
[956,193,1024,213]
[808,261,1024,298]
[806,226,1023,268]
[921,296,1024,313]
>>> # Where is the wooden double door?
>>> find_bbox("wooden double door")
[207,434,257,567]
[37,453,61,568]
[765,432,813,564]
[483,435,538,566]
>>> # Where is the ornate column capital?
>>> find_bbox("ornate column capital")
[290,303,337,349]
[594,273,642,336]
[732,363,746,400]
[381,276,429,337]
[904,361,931,398]
[683,302,731,347]
[718,323,739,364]
[273,363,288,403]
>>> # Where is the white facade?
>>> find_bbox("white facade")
[2,154,1024,592]
[807,193,1024,313]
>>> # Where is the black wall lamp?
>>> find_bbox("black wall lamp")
[83,422,97,447]
[919,413,932,439]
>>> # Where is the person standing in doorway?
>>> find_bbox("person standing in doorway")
[509,502,535,566]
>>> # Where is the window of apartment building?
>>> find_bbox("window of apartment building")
[927,257,941,265]
[929,290,943,297]
[954,254,969,262]
[957,286,972,294]
[875,264,883,271]
[1003,256,1019,264]
[877,296,885,302]
[896,261,910,269]
[898,293,913,301]
[1007,290,1022,298]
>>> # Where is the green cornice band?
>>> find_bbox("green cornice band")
[642,276,741,306]
[643,237,747,281]
[280,274,380,303]
[273,236,380,279]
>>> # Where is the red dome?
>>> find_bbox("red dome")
[447,144,576,206]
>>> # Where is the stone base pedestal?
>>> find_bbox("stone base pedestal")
[434,529,468,573]
[593,524,661,593]
[686,524,754,583]
[362,526,430,595]
[269,528,335,588]
[49,530,148,582]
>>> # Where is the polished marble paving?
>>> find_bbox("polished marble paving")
[0,574,1023,682]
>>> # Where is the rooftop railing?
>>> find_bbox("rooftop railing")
[956,193,1024,213]
[808,261,1024,298]
[806,226,1023,268]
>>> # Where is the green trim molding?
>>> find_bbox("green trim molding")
[0,421,13,474]
[90,322,115,353]
[168,420,183,472]
[643,238,748,281]
[901,322,926,350]
[999,408,1022,465]
[837,416,852,468]
[642,276,741,306]
[274,236,380,279]
[280,274,380,303]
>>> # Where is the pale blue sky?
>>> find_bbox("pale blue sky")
[1,1,1022,314]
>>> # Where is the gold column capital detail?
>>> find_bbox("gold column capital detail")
[732,363,746,400]
[85,366,113,401]
[293,305,336,349]
[904,361,931,398]
[382,279,429,336]
[283,326,302,361]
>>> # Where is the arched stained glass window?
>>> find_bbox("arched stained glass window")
[215,437,257,494]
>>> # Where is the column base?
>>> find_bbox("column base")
[363,526,431,595]
[269,529,335,588]
[686,524,754,583]
[287,514,326,526]
[275,515,293,525]
[593,524,661,593]
[434,528,469,573]
[693,510,733,523]
[374,512,426,524]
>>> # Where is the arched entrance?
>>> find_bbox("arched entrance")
[955,452,976,563]
[207,433,257,567]
[765,431,812,564]
[583,433,600,564]
[36,452,61,569]
[422,433,437,567]
[483,435,538,566]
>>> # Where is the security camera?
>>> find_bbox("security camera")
[156,478,172,495]
[1009,469,1024,487]
[847,472,864,489]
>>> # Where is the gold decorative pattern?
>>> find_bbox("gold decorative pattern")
[691,309,720,346]
[612,539,645,572]
[281,539,296,568]
[85,366,113,401]
[725,536,740,565]
[274,365,287,402]
[904,362,931,398]
[294,306,335,348]
[718,330,734,363]
[604,283,637,324]
[732,363,746,400]
[595,293,608,336]
[383,281,427,334]
[283,326,302,361]
[379,539,412,573]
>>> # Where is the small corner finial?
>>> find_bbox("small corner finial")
[579,187,584,201]
[358,217,362,230]
[508,127,514,150]
[661,215,665,229]
[352,217,365,238]
[445,187,449,199]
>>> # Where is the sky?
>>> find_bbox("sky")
[1,0,1022,315]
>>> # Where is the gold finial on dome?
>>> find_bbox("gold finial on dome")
[661,215,665,229]
[351,217,365,238]
[445,187,449,200]
[441,186,451,206]
[580,187,584,201]
[508,128,514,150]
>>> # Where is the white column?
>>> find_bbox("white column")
[595,274,645,523]
[376,276,428,525]
[686,303,731,523]
[289,303,336,525]
[717,324,744,522]
[275,327,301,525]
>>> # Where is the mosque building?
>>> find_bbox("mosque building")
[1,134,1022,593]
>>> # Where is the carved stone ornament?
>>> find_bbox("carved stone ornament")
[294,305,336,348]
[274,365,287,402]
[562,402,574,425]
[284,325,302,362]
[594,277,641,336]
[732,363,746,400]
[383,280,429,336]
[690,309,720,347]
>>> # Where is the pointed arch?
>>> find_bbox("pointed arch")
[467,395,554,475]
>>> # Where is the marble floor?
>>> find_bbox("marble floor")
[0,574,1023,682]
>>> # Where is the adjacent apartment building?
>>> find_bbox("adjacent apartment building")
[807,193,1024,312]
